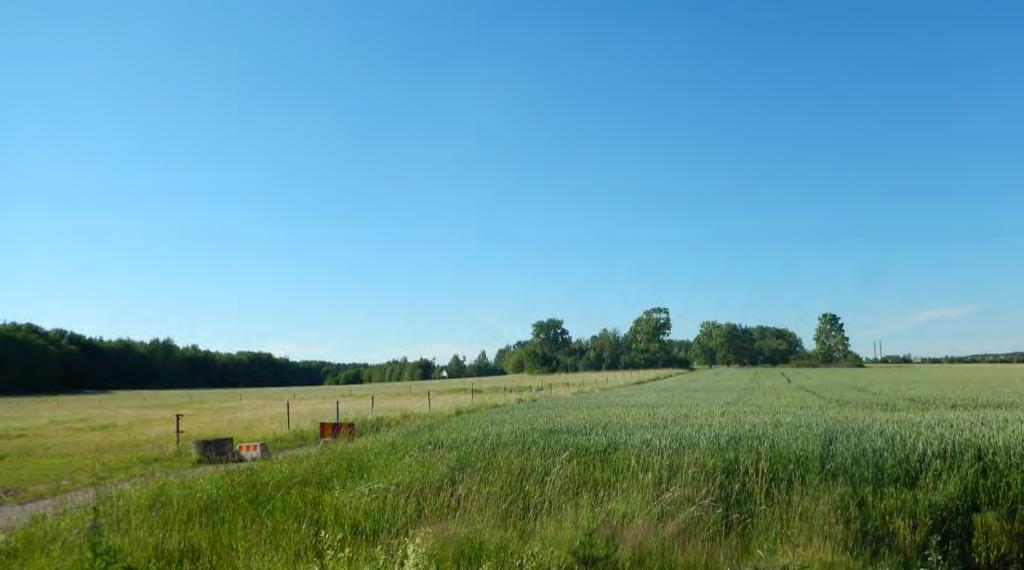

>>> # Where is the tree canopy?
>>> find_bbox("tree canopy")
[813,312,854,364]
[523,318,573,374]
[690,321,806,367]
[625,307,673,368]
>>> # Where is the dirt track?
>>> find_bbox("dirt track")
[0,487,100,534]
[0,447,313,534]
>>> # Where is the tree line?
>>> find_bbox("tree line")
[325,351,502,385]
[326,308,698,384]
[0,322,361,394]
[493,308,692,374]
[1,310,861,394]
[689,313,861,367]
[878,352,1024,365]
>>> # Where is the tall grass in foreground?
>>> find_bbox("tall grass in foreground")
[4,366,1024,568]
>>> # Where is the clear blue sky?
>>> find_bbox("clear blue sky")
[2,1,1022,362]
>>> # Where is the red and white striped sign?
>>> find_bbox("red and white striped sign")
[235,442,271,461]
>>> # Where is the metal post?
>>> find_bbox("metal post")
[336,400,340,422]
[286,401,290,431]
[471,384,474,403]
[428,390,431,411]
[371,395,375,416]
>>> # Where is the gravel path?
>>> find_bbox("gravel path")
[0,487,100,534]
[0,446,314,535]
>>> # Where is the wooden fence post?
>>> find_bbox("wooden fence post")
[286,401,291,431]
[175,413,184,449]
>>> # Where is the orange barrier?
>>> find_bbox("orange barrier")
[319,422,355,441]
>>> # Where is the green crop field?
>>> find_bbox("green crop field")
[4,365,1024,568]
[0,369,673,505]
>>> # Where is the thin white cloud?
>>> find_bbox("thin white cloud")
[869,305,977,336]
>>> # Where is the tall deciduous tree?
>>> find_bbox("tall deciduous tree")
[524,318,572,373]
[712,322,755,366]
[813,313,852,364]
[587,328,625,371]
[751,326,805,365]
[495,342,527,374]
[471,350,490,371]
[691,321,722,367]
[467,350,500,377]
[445,353,467,379]
[626,307,673,368]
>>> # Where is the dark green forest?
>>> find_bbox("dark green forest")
[2,309,859,394]
[0,322,362,394]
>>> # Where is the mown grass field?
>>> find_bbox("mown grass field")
[4,365,1024,568]
[0,369,673,504]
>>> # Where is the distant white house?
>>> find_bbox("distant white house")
[440,369,448,379]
